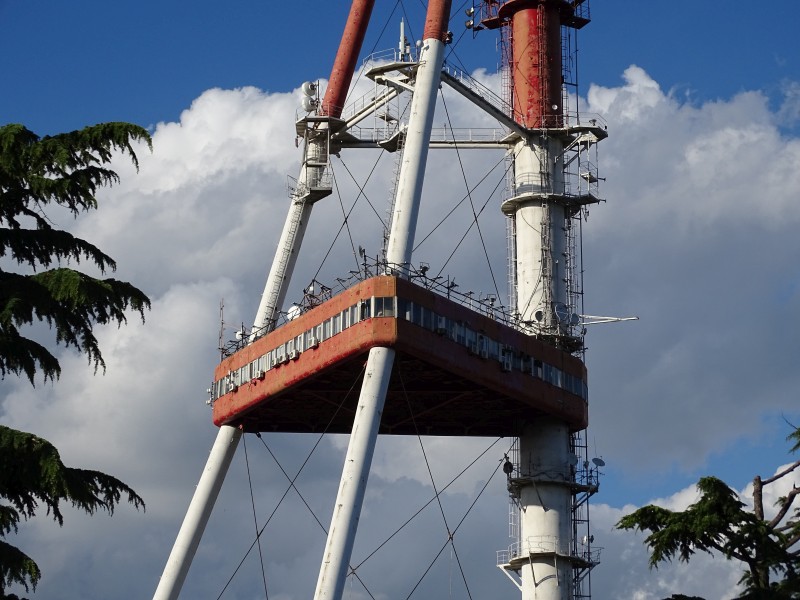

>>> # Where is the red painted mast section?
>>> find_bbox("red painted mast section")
[423,0,453,41]
[320,0,376,117]
[502,0,563,128]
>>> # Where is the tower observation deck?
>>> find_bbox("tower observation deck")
[212,273,587,435]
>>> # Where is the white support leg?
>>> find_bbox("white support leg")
[313,347,395,600]
[153,425,242,600]
[312,4,450,597]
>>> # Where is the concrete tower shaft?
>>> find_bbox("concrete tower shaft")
[517,419,573,598]
[500,0,573,335]
[488,2,598,599]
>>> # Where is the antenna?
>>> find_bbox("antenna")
[217,299,225,359]
[580,314,639,325]
[300,81,319,113]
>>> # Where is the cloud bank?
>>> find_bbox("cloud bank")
[1,64,799,599]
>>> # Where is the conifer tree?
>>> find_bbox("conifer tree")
[0,122,152,598]
[618,427,800,599]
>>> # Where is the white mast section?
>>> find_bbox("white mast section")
[313,3,452,599]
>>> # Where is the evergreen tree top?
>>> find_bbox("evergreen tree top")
[0,122,153,383]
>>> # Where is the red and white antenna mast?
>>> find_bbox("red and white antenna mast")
[480,1,605,598]
[157,1,606,599]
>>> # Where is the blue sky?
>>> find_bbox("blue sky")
[3,1,797,134]
[2,1,800,599]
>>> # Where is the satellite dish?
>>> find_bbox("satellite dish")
[287,304,301,321]
[554,302,570,324]
[591,457,605,467]
[570,312,580,326]
[567,453,579,466]
[534,309,544,322]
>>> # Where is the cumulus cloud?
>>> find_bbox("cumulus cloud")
[583,65,800,474]
[2,61,800,600]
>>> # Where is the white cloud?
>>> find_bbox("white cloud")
[583,66,800,475]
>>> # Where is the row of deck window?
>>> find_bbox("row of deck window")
[210,295,586,401]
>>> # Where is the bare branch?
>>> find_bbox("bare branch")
[762,459,800,485]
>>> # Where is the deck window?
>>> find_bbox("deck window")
[375,296,395,317]
[423,308,434,331]
[360,300,371,320]
[533,360,543,379]
[412,303,422,325]
[454,322,465,345]
[397,298,410,321]
[332,314,342,335]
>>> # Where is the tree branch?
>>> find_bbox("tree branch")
[762,459,800,485]
[768,486,799,529]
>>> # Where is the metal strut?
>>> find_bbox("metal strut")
[312,2,453,599]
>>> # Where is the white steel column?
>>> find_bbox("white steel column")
[154,150,321,600]
[384,27,447,268]
[312,347,394,600]
[153,425,242,600]
[313,3,451,599]
[252,160,319,332]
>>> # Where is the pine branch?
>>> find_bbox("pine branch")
[0,228,117,272]
[789,426,800,454]
[0,426,145,527]
[0,539,39,595]
[0,121,151,596]
[0,269,149,383]
[0,326,60,383]
[0,123,150,220]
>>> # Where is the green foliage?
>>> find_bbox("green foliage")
[618,427,800,598]
[618,476,756,564]
[0,122,152,597]
[0,122,152,384]
[0,426,145,596]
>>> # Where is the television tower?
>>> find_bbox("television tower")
[154,1,605,599]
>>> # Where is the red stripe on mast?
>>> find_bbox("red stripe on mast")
[320,0,375,118]
[422,0,453,41]
[503,0,563,128]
